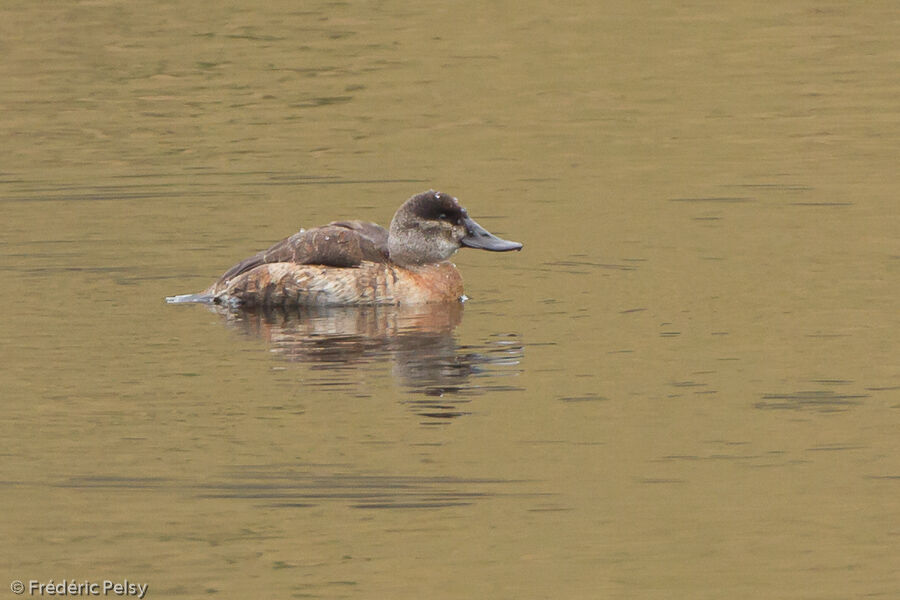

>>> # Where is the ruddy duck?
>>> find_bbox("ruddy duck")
[167,190,522,306]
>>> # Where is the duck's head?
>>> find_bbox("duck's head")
[388,190,523,266]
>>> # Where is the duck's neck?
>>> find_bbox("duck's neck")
[387,229,455,266]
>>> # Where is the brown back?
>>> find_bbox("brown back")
[217,220,389,284]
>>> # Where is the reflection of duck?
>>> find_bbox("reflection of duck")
[168,190,522,307]
[215,303,524,418]
[221,302,463,364]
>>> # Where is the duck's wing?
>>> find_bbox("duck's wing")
[217,220,389,284]
[327,220,390,260]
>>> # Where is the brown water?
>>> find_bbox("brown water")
[3,2,899,598]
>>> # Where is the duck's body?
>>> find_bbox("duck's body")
[167,190,521,307]
[210,259,464,306]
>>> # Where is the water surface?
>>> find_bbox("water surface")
[2,2,899,598]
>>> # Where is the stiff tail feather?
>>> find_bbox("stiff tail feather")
[165,292,214,304]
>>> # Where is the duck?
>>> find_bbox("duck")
[166,190,522,306]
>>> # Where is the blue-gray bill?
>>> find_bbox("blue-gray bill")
[460,217,523,252]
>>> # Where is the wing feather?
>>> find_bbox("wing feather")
[216,221,389,284]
